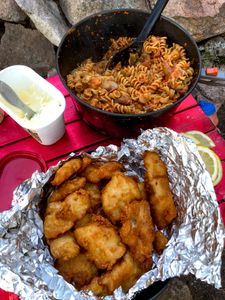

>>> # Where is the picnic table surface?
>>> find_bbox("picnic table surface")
[1,75,225,300]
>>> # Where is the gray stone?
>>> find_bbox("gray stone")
[152,0,225,41]
[156,278,192,300]
[0,0,26,22]
[192,36,225,110]
[14,0,69,46]
[195,83,225,110]
[59,0,148,25]
[59,0,225,42]
[218,102,225,140]
[0,23,56,77]
[180,248,225,300]
[203,36,225,58]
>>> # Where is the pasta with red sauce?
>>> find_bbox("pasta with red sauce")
[67,36,194,114]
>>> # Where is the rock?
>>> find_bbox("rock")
[59,0,148,25]
[195,83,225,110]
[192,35,225,110]
[200,36,225,63]
[0,0,26,22]
[204,36,225,54]
[0,23,56,77]
[218,102,225,140]
[156,278,192,300]
[153,0,225,41]
[0,22,5,40]
[14,0,69,46]
[59,0,225,41]
[181,262,225,300]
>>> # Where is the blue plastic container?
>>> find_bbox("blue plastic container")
[198,100,218,126]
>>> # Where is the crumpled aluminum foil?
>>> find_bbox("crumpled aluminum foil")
[0,127,224,300]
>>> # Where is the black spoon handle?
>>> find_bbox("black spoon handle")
[136,0,169,43]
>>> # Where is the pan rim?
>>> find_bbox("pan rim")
[56,8,201,119]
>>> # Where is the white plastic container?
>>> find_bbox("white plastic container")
[0,65,66,145]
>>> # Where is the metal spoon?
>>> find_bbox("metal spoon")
[106,0,169,70]
[0,80,36,119]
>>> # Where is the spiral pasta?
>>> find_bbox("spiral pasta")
[67,36,194,114]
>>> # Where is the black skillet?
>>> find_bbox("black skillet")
[57,8,201,137]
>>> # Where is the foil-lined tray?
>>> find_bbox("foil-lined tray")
[0,127,224,300]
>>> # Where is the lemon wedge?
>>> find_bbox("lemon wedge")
[184,130,215,148]
[197,145,222,185]
[213,152,223,186]
[182,133,200,145]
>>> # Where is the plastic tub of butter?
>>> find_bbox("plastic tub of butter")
[0,65,66,145]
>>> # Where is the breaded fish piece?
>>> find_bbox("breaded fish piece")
[120,200,155,270]
[82,161,123,183]
[101,252,142,294]
[144,151,177,229]
[74,213,92,229]
[74,215,126,270]
[144,151,167,182]
[51,158,83,186]
[83,252,142,296]
[153,231,168,254]
[84,183,101,210]
[49,177,86,202]
[44,203,74,239]
[49,232,80,260]
[102,172,141,223]
[138,181,148,201]
[45,201,62,216]
[55,253,98,289]
[150,178,177,229]
[83,276,108,296]
[79,155,92,172]
[56,189,91,223]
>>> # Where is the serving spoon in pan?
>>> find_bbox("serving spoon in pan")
[0,80,36,119]
[106,0,169,70]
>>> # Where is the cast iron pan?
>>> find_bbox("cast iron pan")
[57,9,201,137]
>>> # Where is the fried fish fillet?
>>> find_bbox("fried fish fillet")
[45,201,62,216]
[79,155,92,172]
[55,253,98,289]
[102,172,142,223]
[84,183,101,210]
[83,252,142,296]
[144,151,168,181]
[120,200,155,270]
[74,215,126,270]
[49,177,86,202]
[153,231,168,254]
[74,213,92,229]
[49,232,80,260]
[82,161,123,183]
[56,189,91,223]
[83,276,108,296]
[44,202,74,239]
[144,151,177,229]
[51,158,83,186]
[138,181,148,201]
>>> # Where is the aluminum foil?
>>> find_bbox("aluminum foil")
[0,127,224,300]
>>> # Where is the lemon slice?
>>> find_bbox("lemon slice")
[197,145,219,182]
[182,133,200,145]
[184,130,215,148]
[213,152,223,186]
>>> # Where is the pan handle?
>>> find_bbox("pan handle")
[199,68,225,86]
